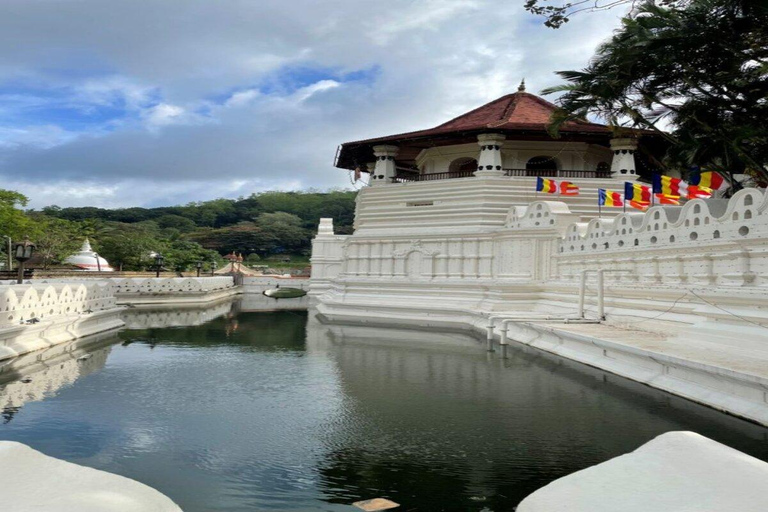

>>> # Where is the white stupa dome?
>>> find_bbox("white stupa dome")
[65,238,114,271]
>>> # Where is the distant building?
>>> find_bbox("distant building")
[65,238,114,271]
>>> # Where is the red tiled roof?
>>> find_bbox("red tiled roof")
[346,92,610,147]
[335,91,661,170]
[435,91,607,132]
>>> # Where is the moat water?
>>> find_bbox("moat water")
[1,302,767,511]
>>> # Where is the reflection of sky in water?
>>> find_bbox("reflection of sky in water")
[0,309,766,511]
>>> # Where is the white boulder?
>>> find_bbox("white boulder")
[0,441,182,512]
[517,431,768,512]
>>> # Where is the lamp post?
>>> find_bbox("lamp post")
[211,260,218,276]
[196,261,202,278]
[13,236,35,284]
[154,253,164,278]
[3,236,11,273]
[94,252,102,272]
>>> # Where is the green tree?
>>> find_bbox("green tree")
[254,212,309,254]
[28,216,82,269]
[542,0,768,184]
[524,0,689,28]
[95,226,159,271]
[155,214,197,232]
[0,190,33,240]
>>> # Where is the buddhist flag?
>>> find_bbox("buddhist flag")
[624,182,651,203]
[559,181,579,196]
[536,177,558,193]
[655,193,680,205]
[653,175,688,197]
[688,185,713,199]
[690,171,727,191]
[628,200,649,211]
[598,188,624,207]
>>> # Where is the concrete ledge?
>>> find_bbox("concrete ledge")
[0,441,182,511]
[114,286,240,306]
[517,431,768,512]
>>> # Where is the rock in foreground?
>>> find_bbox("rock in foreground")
[517,431,768,512]
[0,441,182,512]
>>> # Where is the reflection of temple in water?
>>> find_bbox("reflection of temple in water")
[304,314,768,509]
[0,333,116,421]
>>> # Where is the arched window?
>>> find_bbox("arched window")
[526,156,557,177]
[448,157,478,174]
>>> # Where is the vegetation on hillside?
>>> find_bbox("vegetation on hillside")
[0,190,357,271]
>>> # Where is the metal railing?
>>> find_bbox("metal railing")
[392,170,475,182]
[392,168,613,182]
[503,168,613,178]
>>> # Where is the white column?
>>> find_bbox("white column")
[475,133,506,177]
[371,145,399,186]
[317,218,334,236]
[610,138,638,180]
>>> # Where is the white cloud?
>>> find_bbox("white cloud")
[142,103,187,128]
[0,0,625,208]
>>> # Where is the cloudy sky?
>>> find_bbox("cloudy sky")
[0,0,627,209]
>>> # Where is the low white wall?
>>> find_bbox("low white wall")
[0,282,124,361]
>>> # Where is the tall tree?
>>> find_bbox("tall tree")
[0,190,34,240]
[28,216,81,269]
[542,0,768,184]
[524,0,689,28]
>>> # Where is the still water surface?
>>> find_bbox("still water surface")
[1,303,767,511]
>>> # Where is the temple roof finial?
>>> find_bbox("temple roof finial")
[518,78,526,92]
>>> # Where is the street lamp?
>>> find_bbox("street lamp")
[211,260,218,276]
[196,260,203,277]
[94,252,102,272]
[3,236,11,272]
[13,236,35,284]
[154,253,164,278]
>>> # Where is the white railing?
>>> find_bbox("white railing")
[108,277,235,296]
[0,282,117,326]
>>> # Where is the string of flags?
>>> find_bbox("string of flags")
[534,171,727,213]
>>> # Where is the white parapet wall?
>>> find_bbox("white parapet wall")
[310,187,768,425]
[0,281,124,361]
[110,276,238,305]
[0,276,241,360]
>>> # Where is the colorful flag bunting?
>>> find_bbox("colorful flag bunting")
[536,177,558,193]
[624,182,651,203]
[690,171,727,191]
[653,175,688,197]
[559,181,579,196]
[598,188,624,207]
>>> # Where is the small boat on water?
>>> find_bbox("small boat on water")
[263,286,307,299]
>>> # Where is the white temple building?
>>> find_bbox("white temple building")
[65,238,114,272]
[310,86,768,427]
